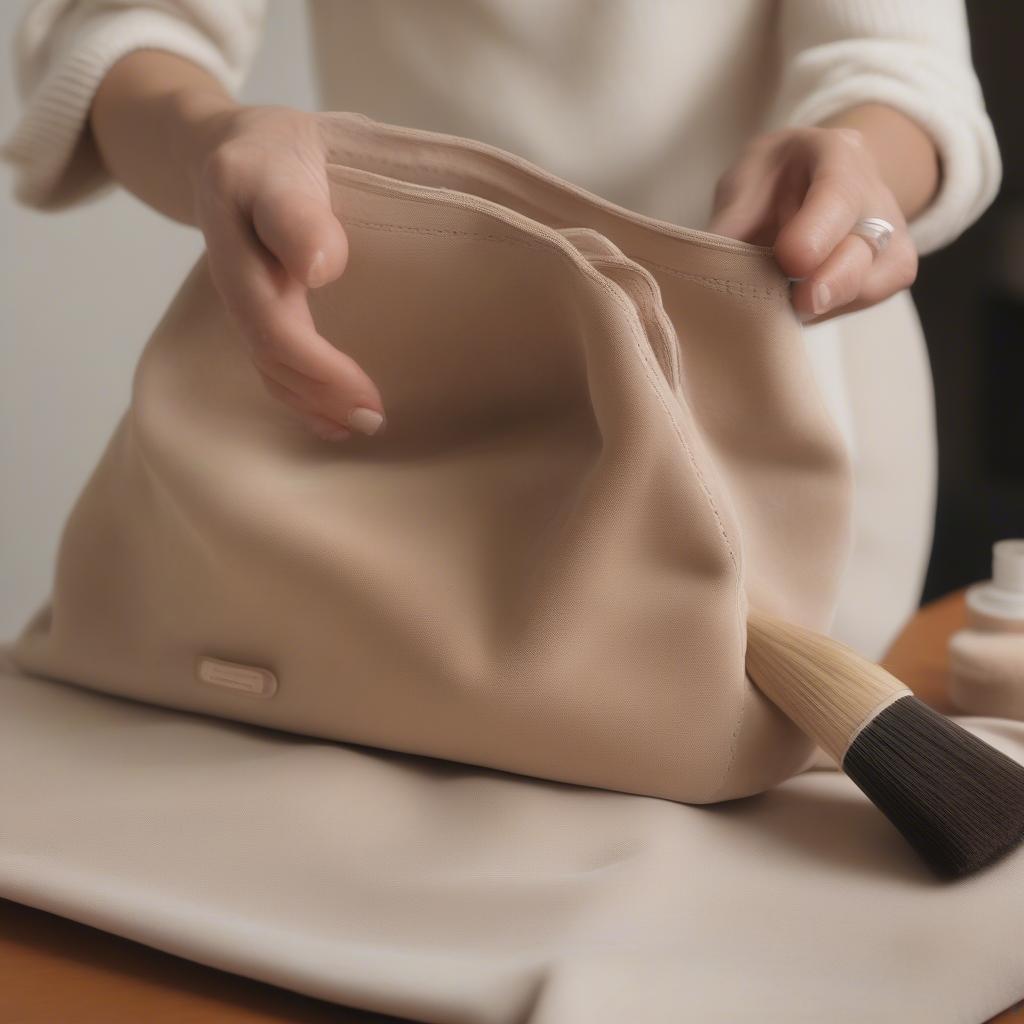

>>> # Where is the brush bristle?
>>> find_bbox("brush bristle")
[745,609,910,764]
[843,695,1024,878]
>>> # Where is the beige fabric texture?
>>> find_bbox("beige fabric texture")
[10,112,856,805]
[7,114,1023,1019]
[2,647,1023,1023]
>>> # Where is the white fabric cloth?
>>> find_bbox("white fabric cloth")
[2,646,1022,1023]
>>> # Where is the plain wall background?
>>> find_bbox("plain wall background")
[0,2,316,638]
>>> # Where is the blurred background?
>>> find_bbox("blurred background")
[916,2,1024,600]
[0,3,318,638]
[0,1,1021,638]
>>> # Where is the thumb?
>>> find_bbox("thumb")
[251,181,349,288]
[708,184,776,245]
[707,154,780,244]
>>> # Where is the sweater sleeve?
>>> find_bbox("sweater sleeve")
[771,0,1001,255]
[1,0,266,210]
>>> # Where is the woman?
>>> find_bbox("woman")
[2,0,1001,660]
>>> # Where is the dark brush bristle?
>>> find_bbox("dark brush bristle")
[842,695,1024,879]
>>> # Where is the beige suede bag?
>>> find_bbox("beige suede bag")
[11,112,853,805]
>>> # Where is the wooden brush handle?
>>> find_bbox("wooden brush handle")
[745,609,912,764]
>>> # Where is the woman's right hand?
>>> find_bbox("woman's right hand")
[90,52,383,442]
[186,105,384,441]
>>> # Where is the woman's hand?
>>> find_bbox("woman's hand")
[187,105,383,441]
[91,52,384,442]
[708,106,940,324]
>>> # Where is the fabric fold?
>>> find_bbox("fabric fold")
[2,648,1022,1023]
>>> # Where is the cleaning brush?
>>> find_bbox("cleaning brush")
[745,608,1024,879]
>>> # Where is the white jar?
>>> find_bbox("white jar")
[948,540,1024,719]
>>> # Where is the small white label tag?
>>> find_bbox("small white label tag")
[196,657,278,698]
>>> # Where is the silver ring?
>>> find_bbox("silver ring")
[850,217,895,256]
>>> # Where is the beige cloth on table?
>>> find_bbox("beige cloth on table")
[2,645,1023,1023]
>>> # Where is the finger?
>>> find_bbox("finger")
[250,180,349,288]
[260,374,353,442]
[790,233,875,322]
[203,205,385,435]
[806,235,919,323]
[773,138,865,279]
[855,234,919,307]
[253,350,368,439]
[708,154,781,243]
[253,349,329,398]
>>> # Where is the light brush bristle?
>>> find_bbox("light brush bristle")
[745,610,911,764]
[746,609,1024,878]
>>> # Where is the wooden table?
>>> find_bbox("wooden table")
[2,590,1022,1024]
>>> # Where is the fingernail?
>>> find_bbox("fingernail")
[347,407,385,436]
[812,282,832,315]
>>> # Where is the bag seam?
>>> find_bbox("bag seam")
[340,215,781,300]
[342,212,749,799]
[341,214,740,578]
[633,257,787,300]
[323,141,774,258]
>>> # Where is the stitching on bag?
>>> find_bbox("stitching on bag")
[709,593,749,804]
[326,149,774,257]
[342,216,554,253]
[586,256,681,392]
[342,215,739,574]
[633,258,786,300]
[341,216,781,299]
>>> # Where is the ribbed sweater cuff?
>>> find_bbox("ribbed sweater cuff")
[772,43,1002,255]
[0,8,244,210]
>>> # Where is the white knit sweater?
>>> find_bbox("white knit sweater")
[0,0,1002,255]
[1,1,999,662]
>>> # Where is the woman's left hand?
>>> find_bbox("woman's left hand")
[708,124,920,324]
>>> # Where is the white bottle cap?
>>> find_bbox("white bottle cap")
[993,539,1024,593]
[966,539,1024,621]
